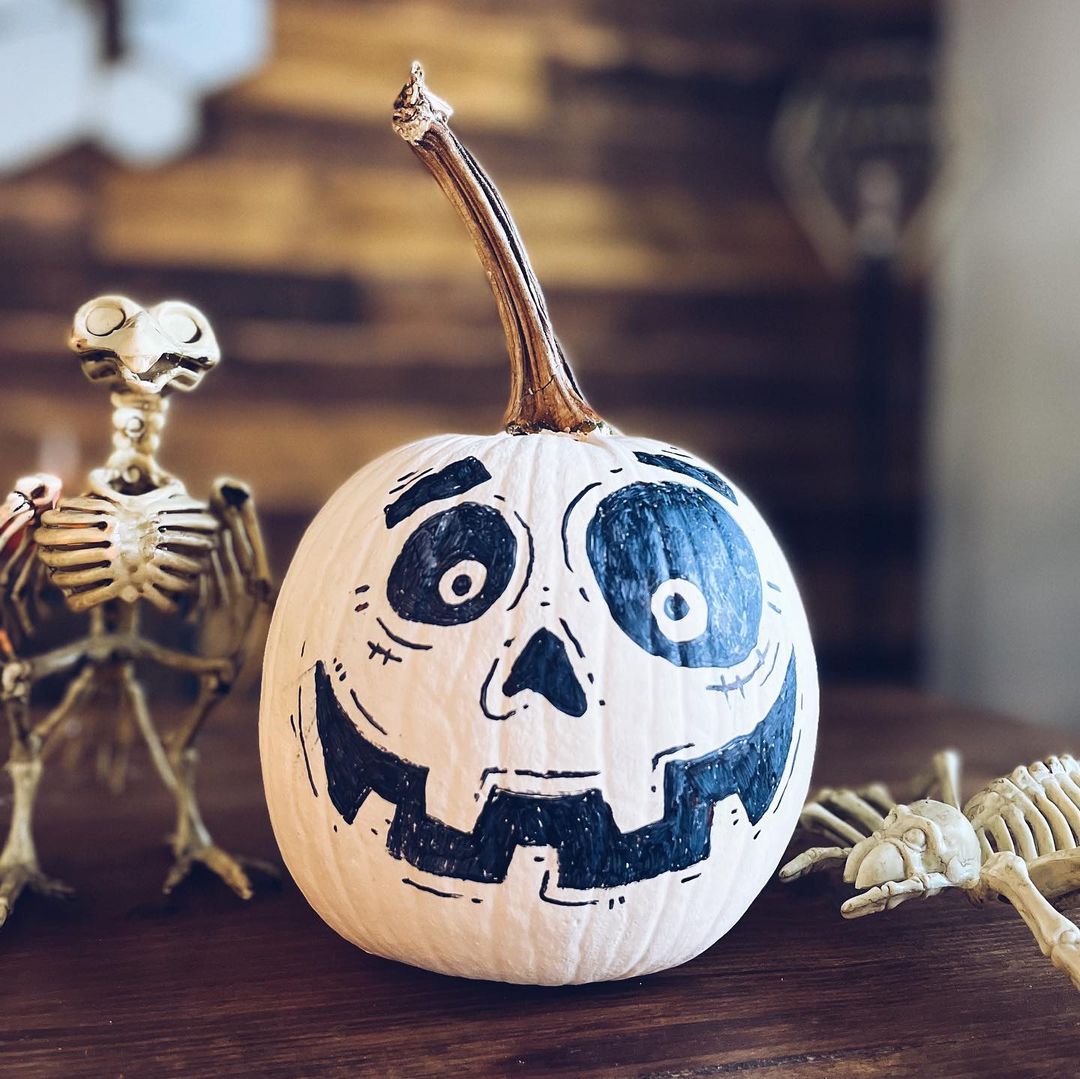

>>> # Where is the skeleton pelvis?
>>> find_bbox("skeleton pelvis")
[35,471,219,613]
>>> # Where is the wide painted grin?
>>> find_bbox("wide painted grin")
[307,652,800,893]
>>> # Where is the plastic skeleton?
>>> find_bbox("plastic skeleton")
[779,750,1080,990]
[0,296,274,925]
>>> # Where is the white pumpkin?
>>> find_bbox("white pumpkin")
[259,65,818,985]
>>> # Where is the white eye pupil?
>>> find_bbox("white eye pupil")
[651,578,708,643]
[439,560,487,605]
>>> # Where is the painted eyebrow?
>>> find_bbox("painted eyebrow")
[632,452,738,505]
[384,456,492,528]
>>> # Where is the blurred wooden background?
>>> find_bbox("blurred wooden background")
[0,0,935,681]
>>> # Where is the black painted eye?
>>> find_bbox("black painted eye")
[387,503,516,626]
[586,482,762,668]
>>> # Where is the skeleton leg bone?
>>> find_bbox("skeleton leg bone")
[160,671,276,899]
[981,851,1080,991]
[0,664,75,926]
[911,749,962,810]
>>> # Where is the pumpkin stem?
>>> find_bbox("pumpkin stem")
[393,62,607,436]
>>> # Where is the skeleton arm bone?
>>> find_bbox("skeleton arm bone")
[199,478,273,671]
[778,845,852,882]
[981,851,1080,991]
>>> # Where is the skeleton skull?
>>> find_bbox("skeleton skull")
[70,294,220,395]
[841,799,982,917]
[261,431,818,983]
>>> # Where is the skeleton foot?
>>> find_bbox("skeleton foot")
[163,839,277,900]
[0,861,75,926]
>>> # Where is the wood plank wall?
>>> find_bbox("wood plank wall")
[0,0,936,681]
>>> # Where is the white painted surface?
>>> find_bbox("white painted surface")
[260,432,818,983]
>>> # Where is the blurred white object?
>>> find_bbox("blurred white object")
[0,0,269,173]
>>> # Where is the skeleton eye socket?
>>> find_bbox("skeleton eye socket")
[586,481,762,668]
[159,310,201,344]
[903,828,927,851]
[387,503,516,626]
[85,303,125,336]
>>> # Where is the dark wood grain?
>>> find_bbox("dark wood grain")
[1,688,1076,1079]
[0,0,936,681]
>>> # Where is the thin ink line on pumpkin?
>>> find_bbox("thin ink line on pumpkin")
[479,658,516,721]
[760,642,782,687]
[300,640,306,658]
[610,468,623,474]
[375,616,431,651]
[652,743,695,770]
[539,870,597,907]
[767,581,781,593]
[768,602,782,615]
[350,687,387,735]
[513,768,600,780]
[492,494,506,502]
[479,766,508,787]
[396,470,417,483]
[681,873,701,884]
[506,512,534,611]
[296,684,317,798]
[354,585,370,594]
[289,714,296,736]
[367,641,402,665]
[558,618,585,660]
[706,642,770,697]
[561,482,601,570]
[402,877,462,900]
[773,727,803,814]
[578,586,590,603]
[387,467,433,495]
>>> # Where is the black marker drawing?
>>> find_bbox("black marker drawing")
[501,627,587,717]
[633,452,738,505]
[387,502,517,627]
[312,652,797,890]
[587,482,762,669]
[384,457,491,528]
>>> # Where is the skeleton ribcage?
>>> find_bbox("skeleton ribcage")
[34,473,220,615]
[964,756,1080,862]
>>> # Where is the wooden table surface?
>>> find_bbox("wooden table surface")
[2,686,1077,1078]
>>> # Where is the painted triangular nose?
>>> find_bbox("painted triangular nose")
[502,628,587,717]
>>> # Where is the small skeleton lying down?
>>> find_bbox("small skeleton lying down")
[779,750,1080,991]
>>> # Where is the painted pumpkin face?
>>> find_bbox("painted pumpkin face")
[259,67,818,984]
[261,432,816,983]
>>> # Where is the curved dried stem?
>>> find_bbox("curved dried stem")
[393,62,607,436]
